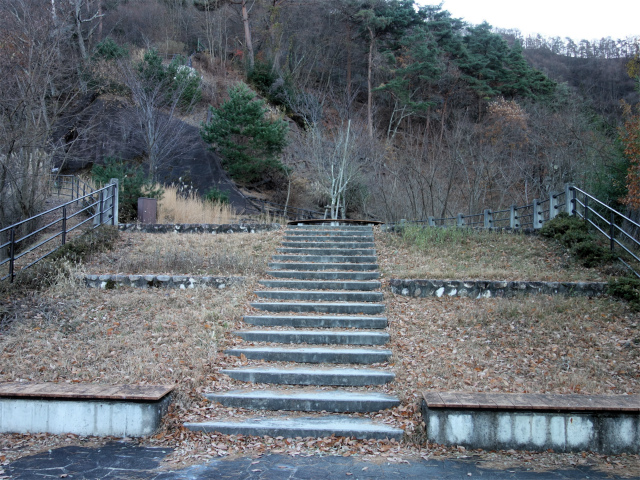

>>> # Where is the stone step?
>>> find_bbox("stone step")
[285,231,374,238]
[281,241,376,249]
[219,367,395,386]
[251,301,385,315]
[259,279,381,291]
[287,225,373,231]
[254,290,383,303]
[268,262,378,271]
[205,389,399,413]
[233,329,389,345]
[243,315,388,329]
[271,255,377,264]
[277,247,376,256]
[225,346,392,364]
[283,235,374,243]
[267,270,380,280]
[184,416,403,440]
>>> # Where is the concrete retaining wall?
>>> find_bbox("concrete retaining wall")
[0,396,171,436]
[83,274,244,289]
[118,223,281,234]
[423,404,640,454]
[390,279,607,299]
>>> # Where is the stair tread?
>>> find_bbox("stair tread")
[184,416,403,440]
[208,389,399,401]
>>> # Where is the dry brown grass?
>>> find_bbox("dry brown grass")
[81,229,282,276]
[376,227,614,282]
[157,185,236,224]
[386,293,640,397]
[0,279,249,409]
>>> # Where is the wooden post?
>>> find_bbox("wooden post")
[483,209,493,229]
[457,214,465,227]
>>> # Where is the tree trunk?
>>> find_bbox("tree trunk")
[241,0,254,69]
[366,27,374,139]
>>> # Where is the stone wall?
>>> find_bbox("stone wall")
[83,274,244,290]
[118,223,281,234]
[389,279,607,298]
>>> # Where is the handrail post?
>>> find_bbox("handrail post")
[584,196,589,224]
[457,214,465,227]
[99,190,104,226]
[565,184,576,216]
[428,216,435,227]
[62,206,67,245]
[109,178,119,226]
[484,209,493,229]
[510,205,520,229]
[9,227,15,283]
[549,192,559,220]
[610,210,615,252]
[533,199,543,229]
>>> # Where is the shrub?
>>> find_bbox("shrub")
[91,157,163,222]
[540,212,615,268]
[93,38,129,60]
[607,276,640,311]
[166,56,202,110]
[204,187,230,204]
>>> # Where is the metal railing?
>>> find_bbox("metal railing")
[247,198,324,221]
[394,183,640,276]
[0,179,119,283]
[51,175,95,203]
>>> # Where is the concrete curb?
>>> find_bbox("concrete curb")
[82,274,244,290]
[389,278,607,298]
[118,223,281,234]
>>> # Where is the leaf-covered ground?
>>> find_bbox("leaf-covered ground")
[1,227,639,476]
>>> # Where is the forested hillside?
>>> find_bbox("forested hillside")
[1,0,639,225]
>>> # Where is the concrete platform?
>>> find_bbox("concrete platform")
[423,392,640,454]
[0,383,173,436]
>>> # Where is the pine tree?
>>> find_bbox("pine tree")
[201,83,288,184]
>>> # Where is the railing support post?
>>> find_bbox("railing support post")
[549,192,559,220]
[428,216,435,227]
[99,191,104,226]
[610,210,615,252]
[584,196,589,224]
[62,206,67,245]
[457,214,465,227]
[533,199,544,229]
[9,227,15,283]
[510,205,520,229]
[484,209,493,229]
[109,178,119,226]
[565,184,576,216]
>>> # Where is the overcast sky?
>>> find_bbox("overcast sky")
[415,0,639,41]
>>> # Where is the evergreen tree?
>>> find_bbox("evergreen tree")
[201,83,288,184]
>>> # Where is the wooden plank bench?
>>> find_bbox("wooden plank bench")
[0,382,174,437]
[422,391,640,454]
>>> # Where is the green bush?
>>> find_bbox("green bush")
[93,38,129,60]
[204,187,230,204]
[166,56,202,110]
[201,82,288,184]
[91,157,163,222]
[540,212,615,268]
[607,277,640,311]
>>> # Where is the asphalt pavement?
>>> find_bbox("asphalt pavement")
[4,442,635,479]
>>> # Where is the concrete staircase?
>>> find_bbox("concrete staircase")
[185,224,402,440]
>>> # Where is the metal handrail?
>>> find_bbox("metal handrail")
[1,180,118,283]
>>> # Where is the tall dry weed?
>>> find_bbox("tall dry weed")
[157,185,235,224]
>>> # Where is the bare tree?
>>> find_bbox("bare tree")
[0,0,79,229]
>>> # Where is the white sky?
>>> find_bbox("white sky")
[416,0,639,41]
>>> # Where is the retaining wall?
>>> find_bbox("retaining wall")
[389,279,607,298]
[118,223,281,234]
[83,274,244,289]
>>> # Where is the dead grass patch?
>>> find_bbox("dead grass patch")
[157,186,236,224]
[81,230,282,276]
[376,227,614,281]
